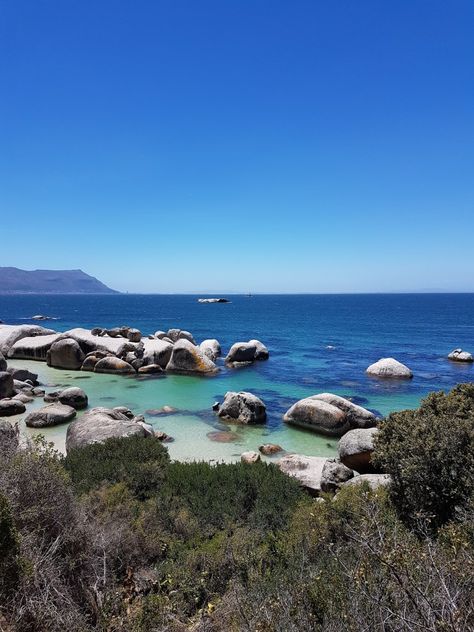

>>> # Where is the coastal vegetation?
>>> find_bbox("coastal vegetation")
[0,385,473,631]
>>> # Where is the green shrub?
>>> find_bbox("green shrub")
[0,492,21,597]
[161,460,304,533]
[373,383,474,532]
[63,435,170,499]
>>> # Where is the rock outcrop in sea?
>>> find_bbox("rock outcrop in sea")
[366,357,413,379]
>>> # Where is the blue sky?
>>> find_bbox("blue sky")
[1,0,473,293]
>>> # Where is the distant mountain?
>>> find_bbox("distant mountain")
[0,267,119,294]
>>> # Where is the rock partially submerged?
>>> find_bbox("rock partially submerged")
[217,391,267,424]
[366,358,413,379]
[95,357,136,374]
[225,341,269,365]
[66,407,154,452]
[448,348,473,363]
[25,403,76,428]
[198,298,229,303]
[259,443,284,455]
[283,393,376,437]
[58,387,88,410]
[0,399,26,417]
[166,340,218,375]
[47,338,85,370]
[338,427,378,473]
[278,454,328,496]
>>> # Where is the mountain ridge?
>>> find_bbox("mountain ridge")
[0,267,119,294]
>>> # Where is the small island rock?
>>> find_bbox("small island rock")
[366,357,413,379]
[448,348,474,363]
[218,391,267,424]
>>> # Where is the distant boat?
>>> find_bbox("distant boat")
[246,292,252,297]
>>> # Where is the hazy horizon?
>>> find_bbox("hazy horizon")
[1,1,473,294]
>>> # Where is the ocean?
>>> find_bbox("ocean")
[2,293,474,460]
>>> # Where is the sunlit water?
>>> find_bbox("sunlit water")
[2,294,474,461]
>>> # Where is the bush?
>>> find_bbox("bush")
[373,383,474,532]
[63,435,170,499]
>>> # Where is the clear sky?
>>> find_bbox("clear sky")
[1,0,473,293]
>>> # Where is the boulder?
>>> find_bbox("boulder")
[142,339,174,368]
[7,367,38,384]
[225,342,257,364]
[338,427,379,473]
[283,393,376,436]
[81,355,99,371]
[25,403,76,428]
[127,328,142,343]
[61,328,130,356]
[58,387,88,410]
[366,358,413,379]
[0,372,14,398]
[8,333,61,361]
[217,391,266,424]
[13,392,34,403]
[343,473,391,490]
[65,406,153,452]
[154,331,167,339]
[166,339,218,375]
[138,364,164,374]
[0,399,26,417]
[166,329,195,344]
[94,357,136,374]
[0,324,56,355]
[241,451,261,464]
[248,339,269,360]
[448,348,474,363]
[199,339,221,361]
[47,338,85,370]
[278,454,328,496]
[259,443,284,455]
[320,459,355,493]
[0,352,7,371]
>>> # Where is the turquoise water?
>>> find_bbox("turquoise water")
[3,293,474,461]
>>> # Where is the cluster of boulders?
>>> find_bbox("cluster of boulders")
[2,324,269,377]
[0,351,45,417]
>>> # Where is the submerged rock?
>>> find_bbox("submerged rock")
[66,406,153,452]
[207,430,239,443]
[259,443,284,455]
[448,348,474,363]
[283,393,376,436]
[338,427,378,473]
[7,367,38,384]
[248,339,270,360]
[278,454,328,496]
[366,358,413,379]
[58,387,88,410]
[25,403,76,428]
[217,391,266,424]
[166,339,218,375]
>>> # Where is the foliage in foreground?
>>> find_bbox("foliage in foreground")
[0,384,473,631]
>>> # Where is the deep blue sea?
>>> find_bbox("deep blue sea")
[2,294,474,460]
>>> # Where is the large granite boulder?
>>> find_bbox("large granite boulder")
[283,393,376,436]
[248,339,269,360]
[278,454,328,496]
[142,339,174,368]
[366,358,413,379]
[47,338,85,370]
[343,473,391,490]
[65,406,153,452]
[0,372,14,398]
[448,348,474,363]
[166,329,196,344]
[199,339,221,362]
[94,357,136,374]
[7,367,38,384]
[58,387,88,410]
[127,328,142,343]
[338,427,379,473]
[320,458,354,493]
[8,333,61,361]
[166,339,218,375]
[0,352,7,371]
[0,399,26,417]
[217,391,267,424]
[0,324,56,355]
[225,342,257,364]
[25,403,76,428]
[61,328,130,356]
